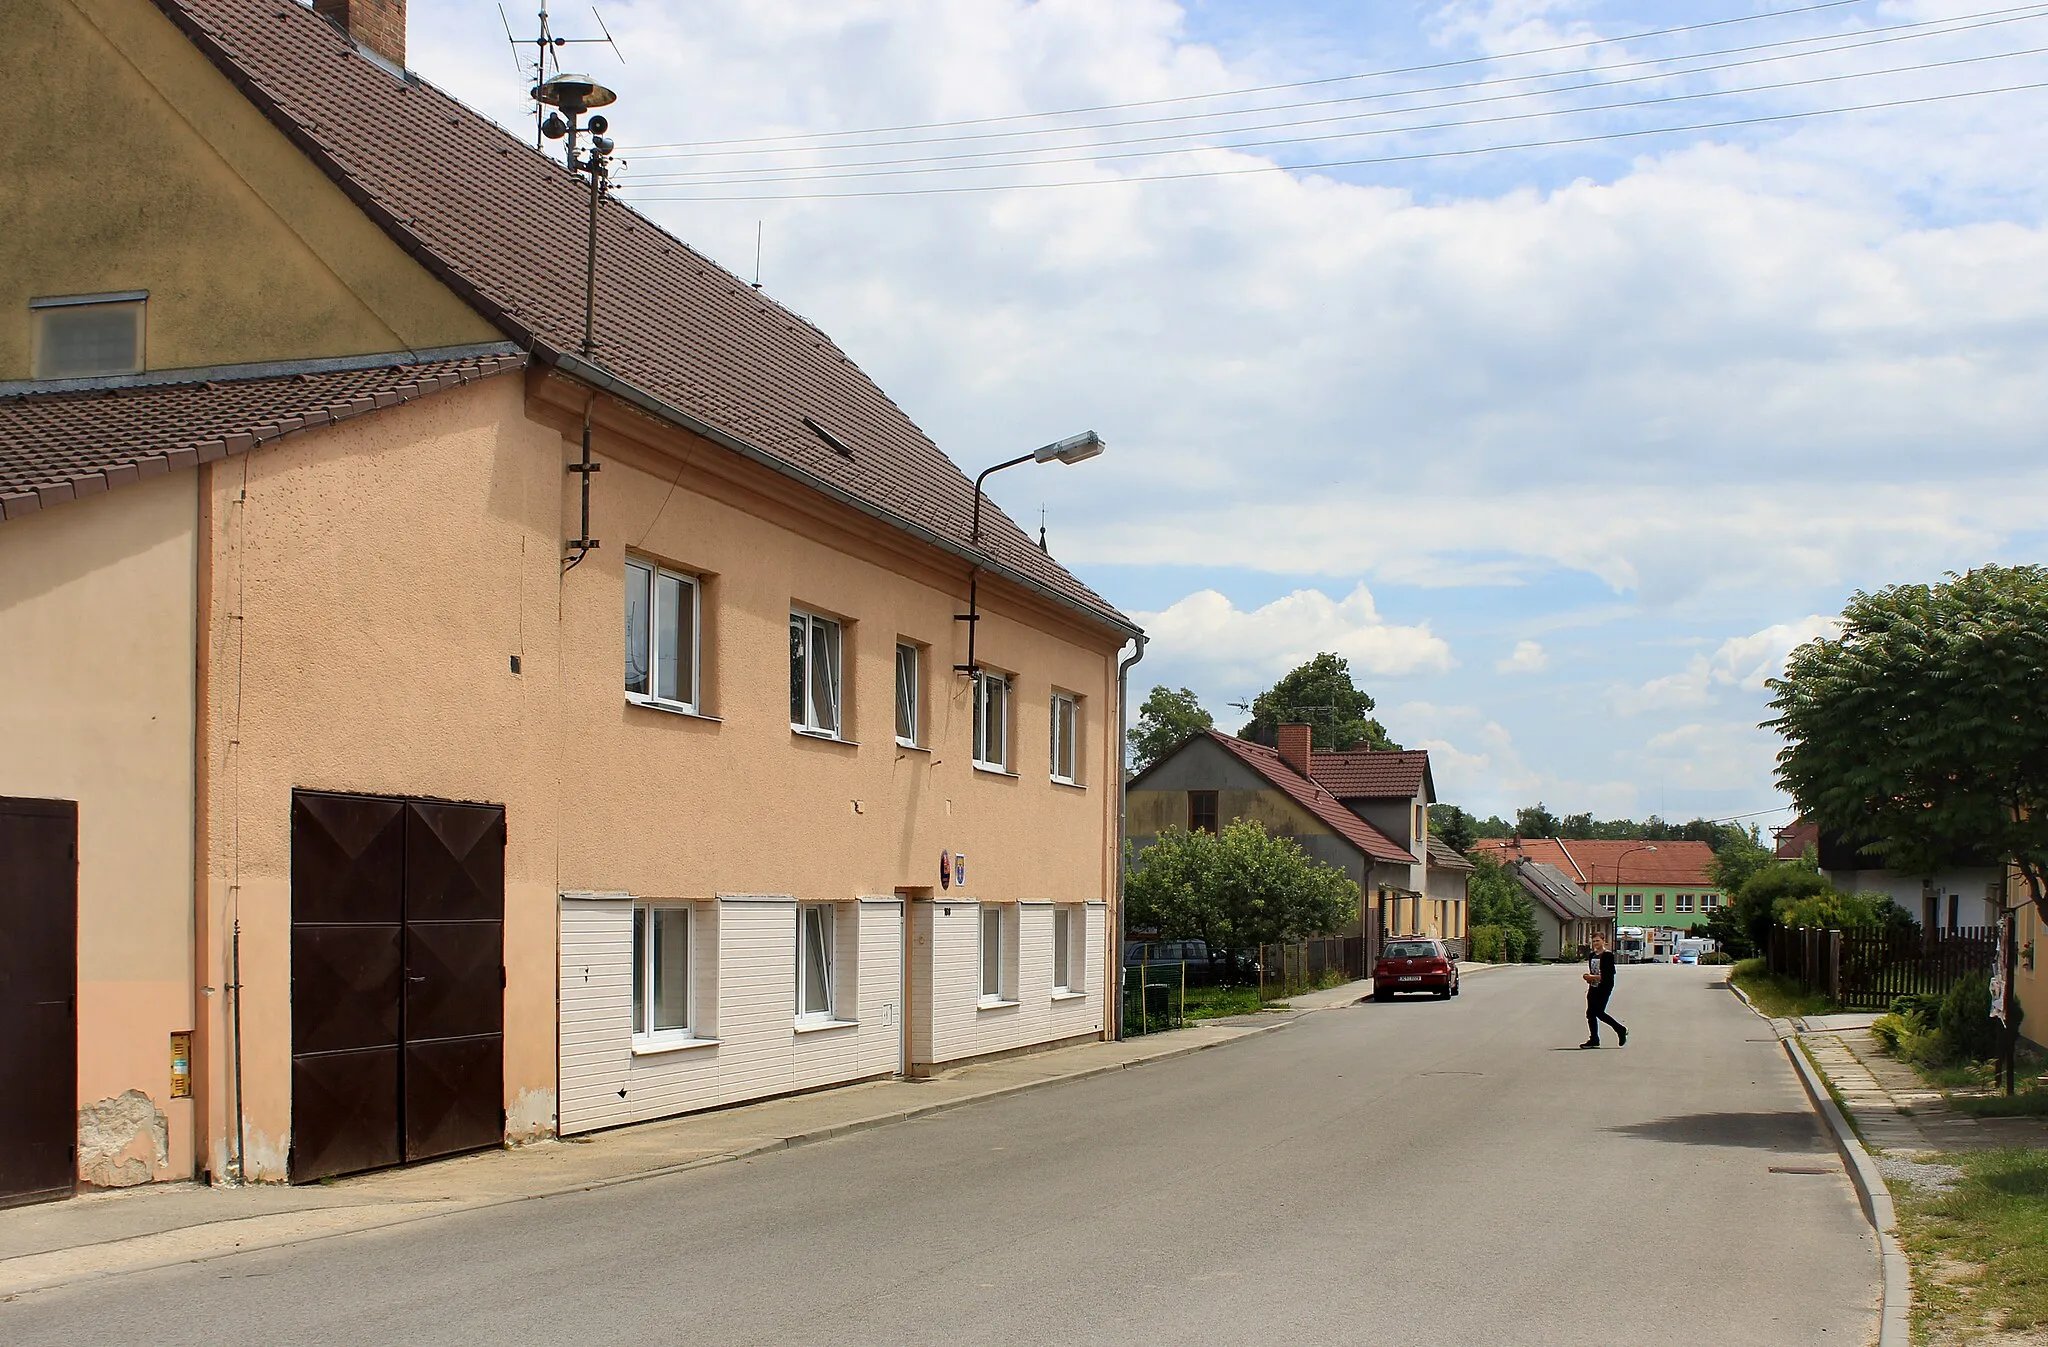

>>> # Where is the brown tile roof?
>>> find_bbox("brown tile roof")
[1425,835,1474,872]
[1775,819,1819,860]
[0,353,526,521]
[1466,837,1718,889]
[1308,749,1432,800]
[1202,732,1414,865]
[154,0,1131,634]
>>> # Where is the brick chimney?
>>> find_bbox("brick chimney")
[1276,723,1313,779]
[316,0,406,68]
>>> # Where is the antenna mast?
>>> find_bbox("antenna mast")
[503,3,623,152]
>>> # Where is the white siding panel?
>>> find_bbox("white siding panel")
[559,898,634,1133]
[916,900,1102,1068]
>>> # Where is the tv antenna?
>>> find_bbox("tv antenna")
[500,4,623,151]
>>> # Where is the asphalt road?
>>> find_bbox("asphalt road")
[2,965,1877,1346]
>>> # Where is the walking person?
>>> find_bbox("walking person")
[1582,934,1627,1049]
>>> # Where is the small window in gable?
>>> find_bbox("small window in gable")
[32,292,146,379]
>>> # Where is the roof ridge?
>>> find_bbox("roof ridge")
[153,0,1133,636]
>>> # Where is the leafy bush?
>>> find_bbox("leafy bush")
[1775,887,1918,935]
[1467,925,1504,963]
[1891,993,1942,1020]
[1939,972,2000,1063]
[1872,1012,1919,1053]
[1701,951,1735,965]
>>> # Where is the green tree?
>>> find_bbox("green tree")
[1467,853,1542,962]
[1768,564,2048,921]
[1126,685,1214,773]
[1558,811,1596,840]
[1237,653,1398,752]
[1707,829,1777,898]
[1124,819,1360,959]
[1515,802,1562,838]
[1431,804,1479,853]
[1702,855,1839,958]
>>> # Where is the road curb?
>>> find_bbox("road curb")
[1727,975,1911,1346]
[0,1018,1294,1299]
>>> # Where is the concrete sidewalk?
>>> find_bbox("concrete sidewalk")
[0,1011,1292,1297]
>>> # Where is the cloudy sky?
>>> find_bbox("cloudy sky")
[411,0,2048,824]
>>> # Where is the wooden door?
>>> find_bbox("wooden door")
[0,797,79,1209]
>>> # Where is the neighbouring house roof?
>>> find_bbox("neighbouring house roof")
[1198,732,1416,866]
[1307,749,1433,801]
[1774,820,1820,861]
[1468,837,1718,889]
[148,0,1132,636]
[1511,860,1605,923]
[0,350,526,520]
[1425,835,1474,873]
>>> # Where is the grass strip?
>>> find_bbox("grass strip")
[1729,957,1838,1019]
[1894,1147,2048,1341]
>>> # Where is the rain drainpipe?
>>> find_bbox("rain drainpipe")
[1112,632,1148,1039]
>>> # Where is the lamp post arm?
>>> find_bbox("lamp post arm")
[969,451,1036,546]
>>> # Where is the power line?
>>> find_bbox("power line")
[619,46,2048,190]
[618,20,2048,186]
[622,3,2048,163]
[622,0,1883,152]
[618,78,2048,202]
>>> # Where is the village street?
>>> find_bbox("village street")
[1,966,1876,1346]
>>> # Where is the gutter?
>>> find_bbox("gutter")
[552,352,1142,642]
[1112,633,1149,1040]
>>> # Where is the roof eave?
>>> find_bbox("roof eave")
[555,353,1140,641]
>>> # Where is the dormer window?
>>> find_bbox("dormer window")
[31,292,146,379]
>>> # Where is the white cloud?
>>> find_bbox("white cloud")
[1133,584,1453,690]
[1392,701,1638,819]
[1612,615,1840,715]
[1497,639,1548,674]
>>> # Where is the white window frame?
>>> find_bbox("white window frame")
[895,641,921,747]
[980,904,1010,1005]
[632,903,694,1047]
[790,608,844,738]
[1052,907,1085,996]
[1599,892,1617,912]
[1623,893,1644,914]
[973,671,1011,772]
[1049,691,1079,785]
[31,291,146,379]
[797,903,836,1021]
[625,559,701,713]
[1653,893,1666,913]
[1702,893,1721,909]
[1675,893,1695,913]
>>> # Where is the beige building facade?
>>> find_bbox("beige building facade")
[1,0,1135,1201]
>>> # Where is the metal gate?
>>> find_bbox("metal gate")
[0,797,78,1209]
[290,791,504,1183]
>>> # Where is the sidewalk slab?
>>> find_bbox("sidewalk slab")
[0,1015,1289,1296]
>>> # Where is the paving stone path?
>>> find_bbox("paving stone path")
[1800,1025,2048,1156]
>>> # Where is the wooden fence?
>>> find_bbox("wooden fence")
[1766,925,1998,1010]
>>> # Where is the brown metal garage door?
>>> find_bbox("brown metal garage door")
[0,797,78,1209]
[289,791,504,1184]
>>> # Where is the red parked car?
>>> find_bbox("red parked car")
[1373,938,1460,1000]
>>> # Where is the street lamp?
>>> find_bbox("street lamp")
[955,432,1106,676]
[1610,843,1657,950]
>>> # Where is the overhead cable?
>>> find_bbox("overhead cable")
[618,45,2048,189]
[617,79,2048,202]
[622,3,2048,162]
